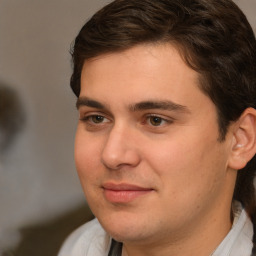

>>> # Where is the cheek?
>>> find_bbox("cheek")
[143,137,228,228]
[74,130,102,184]
[145,128,227,197]
[74,133,106,212]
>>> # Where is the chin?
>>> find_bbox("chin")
[107,228,147,244]
[97,212,152,243]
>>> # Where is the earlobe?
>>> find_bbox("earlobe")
[228,108,256,170]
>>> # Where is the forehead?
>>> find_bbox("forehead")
[80,43,213,115]
[82,43,196,86]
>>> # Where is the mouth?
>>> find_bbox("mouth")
[102,183,154,203]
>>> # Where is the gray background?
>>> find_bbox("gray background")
[0,0,255,254]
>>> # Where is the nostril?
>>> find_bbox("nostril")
[101,146,141,170]
[101,152,122,170]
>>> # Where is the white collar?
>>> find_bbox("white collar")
[212,201,253,256]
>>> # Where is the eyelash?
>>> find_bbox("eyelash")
[80,114,110,124]
[144,114,173,127]
[79,113,174,129]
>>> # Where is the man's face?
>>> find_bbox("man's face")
[75,44,236,246]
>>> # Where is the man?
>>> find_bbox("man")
[58,0,256,255]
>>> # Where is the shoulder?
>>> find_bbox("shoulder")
[58,218,111,256]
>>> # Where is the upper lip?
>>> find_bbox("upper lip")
[102,182,152,191]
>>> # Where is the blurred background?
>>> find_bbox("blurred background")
[0,0,255,255]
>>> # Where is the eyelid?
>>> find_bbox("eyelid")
[79,111,112,123]
[79,109,108,117]
[143,113,175,126]
[145,113,175,121]
[82,115,109,123]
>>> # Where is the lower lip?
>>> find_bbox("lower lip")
[103,189,152,203]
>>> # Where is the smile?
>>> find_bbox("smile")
[102,183,153,203]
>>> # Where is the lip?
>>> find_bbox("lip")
[102,182,153,203]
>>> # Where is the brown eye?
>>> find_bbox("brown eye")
[149,116,164,126]
[91,115,105,123]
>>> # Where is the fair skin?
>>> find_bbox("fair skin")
[75,43,239,256]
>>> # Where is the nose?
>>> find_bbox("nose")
[101,125,141,170]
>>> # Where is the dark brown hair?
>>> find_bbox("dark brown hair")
[70,0,256,253]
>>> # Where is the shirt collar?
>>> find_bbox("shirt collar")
[212,201,253,256]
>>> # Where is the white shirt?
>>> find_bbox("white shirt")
[58,203,253,256]
[212,201,253,256]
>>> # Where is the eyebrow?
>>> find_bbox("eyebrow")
[129,100,190,113]
[76,97,190,114]
[76,97,107,110]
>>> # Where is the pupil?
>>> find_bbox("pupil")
[151,117,162,126]
[93,116,103,123]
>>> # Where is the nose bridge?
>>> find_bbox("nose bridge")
[101,123,140,169]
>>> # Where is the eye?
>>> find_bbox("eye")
[90,115,106,124]
[80,114,109,124]
[147,115,170,127]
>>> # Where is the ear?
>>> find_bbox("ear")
[228,108,256,170]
